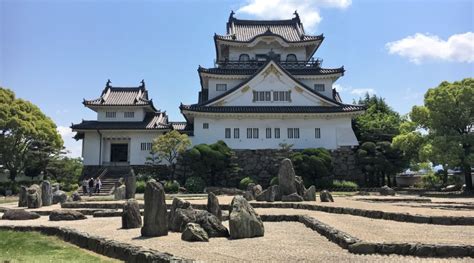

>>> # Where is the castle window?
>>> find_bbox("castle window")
[203,123,209,129]
[239,54,250,62]
[315,128,321,138]
[105,112,116,118]
[247,128,259,139]
[253,91,272,102]
[314,84,325,92]
[273,91,291,102]
[286,54,297,62]
[266,128,272,138]
[274,128,280,138]
[287,128,299,139]
[216,84,227,91]
[234,128,240,139]
[225,128,231,138]
[141,142,152,151]
[124,112,134,118]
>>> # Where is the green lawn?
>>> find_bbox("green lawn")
[0,230,119,262]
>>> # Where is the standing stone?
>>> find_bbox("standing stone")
[303,185,317,201]
[295,176,306,196]
[229,196,264,239]
[114,185,126,200]
[125,175,136,199]
[207,192,222,221]
[41,181,52,206]
[320,190,334,202]
[168,197,192,231]
[278,158,297,196]
[181,223,209,242]
[122,199,142,229]
[256,185,280,202]
[18,186,28,207]
[243,191,254,201]
[171,208,229,237]
[141,180,168,237]
[52,190,67,204]
[27,184,42,209]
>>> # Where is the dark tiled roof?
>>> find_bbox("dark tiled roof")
[216,13,322,43]
[198,66,344,76]
[180,104,365,114]
[83,84,155,108]
[71,112,170,130]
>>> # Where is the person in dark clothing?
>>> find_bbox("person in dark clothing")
[88,178,95,196]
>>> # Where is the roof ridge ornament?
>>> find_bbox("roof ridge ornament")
[140,79,145,88]
[106,79,111,88]
[293,10,300,22]
[229,10,235,21]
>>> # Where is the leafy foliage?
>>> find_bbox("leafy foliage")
[181,141,235,186]
[135,180,146,194]
[0,88,63,181]
[270,176,279,186]
[290,148,332,187]
[164,180,180,193]
[239,176,255,190]
[332,180,359,190]
[46,156,83,190]
[151,130,191,179]
[184,176,206,193]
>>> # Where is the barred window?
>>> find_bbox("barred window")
[124,112,134,118]
[216,84,227,91]
[253,128,259,139]
[234,128,240,139]
[225,128,231,139]
[287,128,293,139]
[315,128,321,139]
[140,142,152,151]
[247,128,259,139]
[266,128,272,138]
[105,112,116,118]
[203,123,209,129]
[314,84,325,92]
[247,128,252,139]
[287,128,299,139]
[273,91,291,101]
[274,128,280,139]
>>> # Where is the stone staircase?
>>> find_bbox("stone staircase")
[78,166,133,196]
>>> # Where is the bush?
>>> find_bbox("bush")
[332,180,358,190]
[136,180,146,194]
[270,176,279,186]
[291,148,333,187]
[239,177,255,190]
[421,172,442,189]
[185,176,206,193]
[164,180,180,193]
[61,183,79,192]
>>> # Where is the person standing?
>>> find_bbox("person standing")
[95,178,102,194]
[88,178,95,196]
[82,178,88,196]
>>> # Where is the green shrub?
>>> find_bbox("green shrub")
[135,180,146,193]
[185,176,206,193]
[239,177,255,190]
[61,183,79,193]
[421,172,442,189]
[270,176,279,186]
[332,180,358,190]
[164,180,180,193]
[291,148,333,187]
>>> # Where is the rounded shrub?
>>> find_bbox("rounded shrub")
[135,180,146,194]
[239,176,255,190]
[164,180,180,193]
[270,176,279,186]
[185,176,206,193]
[332,180,359,190]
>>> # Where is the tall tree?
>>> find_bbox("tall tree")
[408,78,473,190]
[0,88,63,181]
[151,130,191,179]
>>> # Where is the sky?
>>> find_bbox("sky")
[1,0,473,157]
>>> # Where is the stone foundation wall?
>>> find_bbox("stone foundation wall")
[331,147,364,184]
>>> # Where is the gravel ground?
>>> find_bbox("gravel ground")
[0,215,471,262]
[256,208,474,245]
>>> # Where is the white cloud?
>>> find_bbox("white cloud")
[57,126,82,158]
[350,88,376,96]
[237,0,351,32]
[386,32,474,64]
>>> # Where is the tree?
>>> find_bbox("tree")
[290,148,332,187]
[151,130,191,179]
[0,88,63,181]
[46,156,83,190]
[404,78,473,190]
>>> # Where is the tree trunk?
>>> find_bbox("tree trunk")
[463,164,473,191]
[442,165,449,185]
[8,168,17,182]
[386,174,392,187]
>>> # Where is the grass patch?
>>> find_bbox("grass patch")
[0,230,118,262]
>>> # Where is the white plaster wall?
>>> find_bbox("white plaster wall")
[229,42,306,61]
[192,116,358,149]
[82,130,168,165]
[212,70,329,106]
[208,78,246,100]
[97,108,145,122]
[298,78,335,98]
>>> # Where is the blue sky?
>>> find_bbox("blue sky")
[1,0,473,157]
